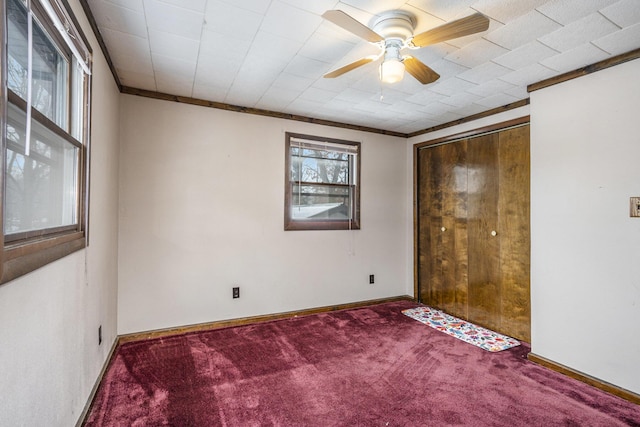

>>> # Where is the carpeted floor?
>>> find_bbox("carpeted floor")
[84,301,640,426]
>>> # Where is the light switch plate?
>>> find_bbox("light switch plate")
[631,197,640,217]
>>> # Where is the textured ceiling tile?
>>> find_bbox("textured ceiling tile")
[499,63,556,86]
[112,53,153,75]
[432,111,464,123]
[438,91,482,108]
[224,88,265,108]
[593,23,640,56]
[472,0,549,23]
[334,87,377,103]
[271,73,314,91]
[103,0,143,13]
[99,27,150,60]
[322,98,359,112]
[475,92,520,108]
[237,55,287,82]
[340,0,408,16]
[504,85,530,100]
[457,61,513,84]
[492,41,558,70]
[384,100,425,114]
[285,56,332,79]
[203,1,263,41]
[198,31,251,61]
[152,54,196,80]
[408,0,475,21]
[91,1,147,37]
[451,103,490,117]
[194,54,241,87]
[192,82,229,101]
[405,89,447,105]
[351,99,388,113]
[298,32,357,65]
[148,29,200,62]
[156,76,193,97]
[248,31,303,62]
[536,0,619,25]
[299,87,339,103]
[485,10,561,50]
[155,0,207,13]
[445,39,509,68]
[260,1,323,43]
[278,0,339,15]
[143,0,204,39]
[467,78,517,97]
[540,43,610,73]
[415,102,443,117]
[284,98,325,115]
[218,0,272,15]
[429,77,477,96]
[600,0,640,28]
[117,68,156,91]
[255,86,301,110]
[538,13,619,52]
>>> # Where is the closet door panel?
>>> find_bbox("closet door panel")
[439,142,468,319]
[498,125,531,342]
[417,147,441,305]
[467,134,501,332]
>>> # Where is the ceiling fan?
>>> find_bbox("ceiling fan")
[321,10,490,85]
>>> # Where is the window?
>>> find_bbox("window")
[1,0,92,283]
[285,132,360,231]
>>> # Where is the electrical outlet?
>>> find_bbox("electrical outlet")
[369,274,375,284]
[232,287,240,299]
[631,197,640,217]
[98,325,102,345]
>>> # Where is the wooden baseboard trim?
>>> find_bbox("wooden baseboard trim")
[118,295,415,345]
[527,353,640,405]
[75,338,120,427]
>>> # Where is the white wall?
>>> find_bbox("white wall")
[530,58,640,394]
[0,0,121,425]
[118,95,409,334]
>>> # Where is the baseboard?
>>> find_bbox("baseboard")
[527,353,640,405]
[119,295,415,344]
[75,337,120,427]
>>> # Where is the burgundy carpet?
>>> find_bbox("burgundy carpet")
[84,301,640,426]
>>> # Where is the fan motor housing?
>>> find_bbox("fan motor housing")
[372,11,416,42]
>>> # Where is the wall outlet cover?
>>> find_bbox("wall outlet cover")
[631,197,640,217]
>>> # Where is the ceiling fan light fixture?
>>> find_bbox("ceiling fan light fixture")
[380,58,405,84]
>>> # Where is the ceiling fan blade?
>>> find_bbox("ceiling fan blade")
[410,13,490,47]
[403,56,440,84]
[324,56,377,78]
[322,10,384,43]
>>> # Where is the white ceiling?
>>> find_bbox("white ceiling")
[84,0,640,135]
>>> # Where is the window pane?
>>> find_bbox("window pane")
[290,148,351,184]
[5,104,79,235]
[7,0,69,130]
[292,184,352,220]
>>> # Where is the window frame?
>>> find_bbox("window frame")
[284,132,361,231]
[1,0,92,284]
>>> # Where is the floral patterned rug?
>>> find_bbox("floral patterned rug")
[402,306,520,352]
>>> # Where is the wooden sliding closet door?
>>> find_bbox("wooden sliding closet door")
[496,125,530,341]
[417,141,468,320]
[417,123,530,342]
[467,133,501,333]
